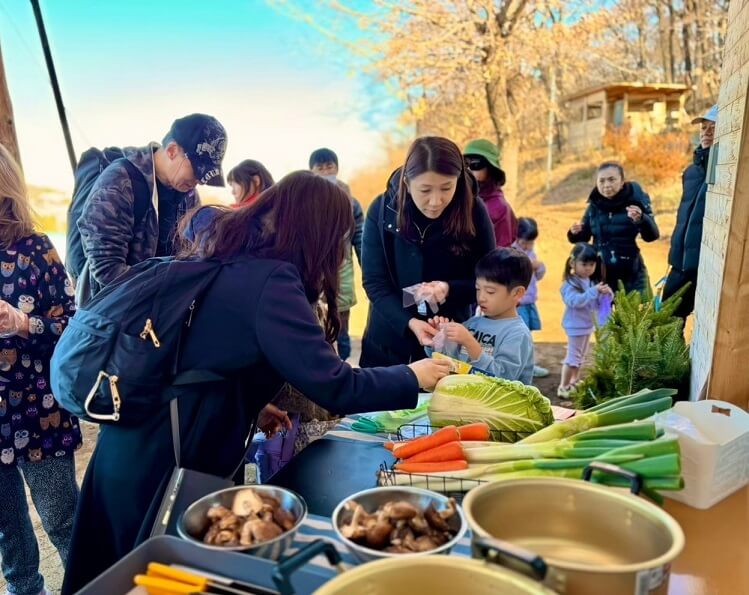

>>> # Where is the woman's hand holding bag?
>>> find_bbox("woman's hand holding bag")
[408,318,439,346]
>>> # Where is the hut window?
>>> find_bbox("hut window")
[587,102,603,120]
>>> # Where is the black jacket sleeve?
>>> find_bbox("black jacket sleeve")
[567,205,593,244]
[635,190,660,242]
[361,196,412,337]
[256,262,419,414]
[77,165,137,286]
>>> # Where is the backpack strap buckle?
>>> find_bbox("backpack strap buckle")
[84,370,122,422]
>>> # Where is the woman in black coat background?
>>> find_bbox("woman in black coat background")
[360,136,496,367]
[62,172,450,593]
[568,161,659,294]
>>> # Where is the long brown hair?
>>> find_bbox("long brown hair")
[397,136,476,250]
[0,144,36,249]
[180,171,353,342]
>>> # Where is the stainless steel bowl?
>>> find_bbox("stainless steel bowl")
[177,485,307,560]
[332,486,468,564]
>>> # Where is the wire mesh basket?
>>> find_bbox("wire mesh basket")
[378,423,530,502]
[376,462,486,503]
[396,422,530,443]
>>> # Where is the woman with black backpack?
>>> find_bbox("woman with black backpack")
[568,161,659,294]
[61,171,450,593]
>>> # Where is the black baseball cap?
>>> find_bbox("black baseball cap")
[167,114,227,186]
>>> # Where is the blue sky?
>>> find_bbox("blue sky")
[0,0,395,195]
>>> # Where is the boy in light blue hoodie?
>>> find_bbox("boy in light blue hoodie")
[427,248,535,384]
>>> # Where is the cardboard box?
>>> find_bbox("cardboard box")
[656,400,749,509]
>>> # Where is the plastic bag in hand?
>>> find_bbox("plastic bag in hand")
[402,283,439,314]
[597,293,613,326]
[431,323,457,355]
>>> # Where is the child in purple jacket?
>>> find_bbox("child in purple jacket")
[512,218,548,378]
[558,243,613,397]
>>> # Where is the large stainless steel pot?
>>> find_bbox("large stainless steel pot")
[462,477,685,595]
[313,543,557,594]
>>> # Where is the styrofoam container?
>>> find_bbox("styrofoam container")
[655,400,749,509]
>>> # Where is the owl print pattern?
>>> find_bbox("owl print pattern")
[0,233,81,466]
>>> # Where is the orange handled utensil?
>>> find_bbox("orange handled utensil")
[134,574,208,594]
[145,564,263,595]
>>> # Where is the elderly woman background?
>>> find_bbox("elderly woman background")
[568,161,659,294]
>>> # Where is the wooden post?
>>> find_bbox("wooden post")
[0,38,22,168]
[707,94,749,409]
[679,93,687,125]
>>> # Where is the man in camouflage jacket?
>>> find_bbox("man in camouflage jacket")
[76,113,227,305]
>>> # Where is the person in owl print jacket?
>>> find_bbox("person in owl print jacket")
[0,144,81,595]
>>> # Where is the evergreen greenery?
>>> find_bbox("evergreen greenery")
[572,282,691,410]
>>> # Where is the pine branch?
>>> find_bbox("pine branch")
[574,286,690,408]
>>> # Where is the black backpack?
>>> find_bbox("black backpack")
[66,147,150,282]
[50,256,230,425]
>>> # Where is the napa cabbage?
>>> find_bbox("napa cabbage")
[428,374,553,441]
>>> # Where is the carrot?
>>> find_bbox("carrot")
[394,460,469,473]
[392,425,460,459]
[404,441,465,464]
[383,440,408,451]
[458,422,491,442]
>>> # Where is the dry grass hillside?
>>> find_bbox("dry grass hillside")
[28,185,70,233]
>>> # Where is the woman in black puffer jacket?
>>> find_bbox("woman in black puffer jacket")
[568,162,659,294]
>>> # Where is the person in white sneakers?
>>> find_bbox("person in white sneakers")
[559,243,613,397]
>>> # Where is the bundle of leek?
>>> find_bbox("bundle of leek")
[380,388,682,504]
[519,388,676,444]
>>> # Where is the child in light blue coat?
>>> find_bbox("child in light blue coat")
[559,243,613,397]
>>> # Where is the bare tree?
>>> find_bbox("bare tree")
[271,0,727,198]
[273,0,605,198]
